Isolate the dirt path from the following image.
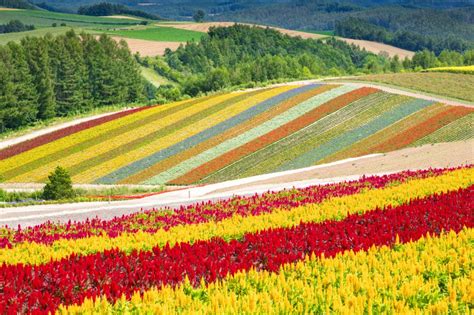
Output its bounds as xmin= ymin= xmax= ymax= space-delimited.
xmin=321 ymin=81 xmax=474 ymax=107
xmin=0 ymin=107 xmax=138 ymax=150
xmin=2 ymin=140 xmax=471 ymax=228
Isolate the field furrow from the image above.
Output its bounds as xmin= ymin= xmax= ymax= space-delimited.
xmin=97 ymin=84 xmax=323 ymax=184
xmin=146 ymin=85 xmax=358 ymax=184
xmin=119 ymin=85 xmax=334 ymax=184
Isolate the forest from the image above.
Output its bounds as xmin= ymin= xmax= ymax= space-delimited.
xmin=141 ymin=25 xmax=396 ymax=99
xmin=77 ymin=2 xmax=162 ymax=20
xmin=0 ymin=31 xmax=145 ymax=131
xmin=335 ymin=17 xmax=473 ymax=54
xmin=0 ymin=20 xmax=35 ymax=34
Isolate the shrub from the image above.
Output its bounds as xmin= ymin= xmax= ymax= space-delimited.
xmin=42 ymin=166 xmax=75 ymax=200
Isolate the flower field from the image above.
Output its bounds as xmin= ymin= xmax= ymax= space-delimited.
xmin=0 ymin=83 xmax=472 ymax=185
xmin=426 ymin=65 xmax=474 ymax=75
xmin=0 ymin=166 xmax=473 ymax=313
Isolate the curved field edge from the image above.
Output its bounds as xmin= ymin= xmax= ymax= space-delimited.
xmin=328 ymin=73 xmax=474 ymax=103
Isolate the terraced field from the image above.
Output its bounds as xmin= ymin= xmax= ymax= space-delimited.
xmin=0 ymin=83 xmax=472 ymax=185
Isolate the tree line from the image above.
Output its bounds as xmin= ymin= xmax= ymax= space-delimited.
xmin=335 ymin=17 xmax=473 ymax=54
xmin=0 ymin=31 xmax=146 ymax=132
xmin=0 ymin=20 xmax=35 ymax=34
xmin=78 ymin=2 xmax=162 ymax=21
xmin=148 ymin=25 xmax=394 ymax=99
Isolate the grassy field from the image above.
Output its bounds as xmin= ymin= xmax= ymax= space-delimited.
xmin=301 ymin=30 xmax=334 ymax=36
xmin=140 ymin=66 xmax=171 ymax=87
xmin=0 ymin=9 xmax=139 ymax=27
xmin=348 ymin=72 xmax=474 ymax=102
xmin=106 ymin=26 xmax=204 ymax=42
xmin=1 ymin=83 xmax=471 ymax=185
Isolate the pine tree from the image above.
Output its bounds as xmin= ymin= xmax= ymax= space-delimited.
xmin=54 ymin=30 xmax=91 ymax=115
xmin=3 ymin=42 xmax=38 ymax=129
xmin=42 ymin=166 xmax=75 ymax=200
xmin=22 ymin=37 xmax=56 ymax=120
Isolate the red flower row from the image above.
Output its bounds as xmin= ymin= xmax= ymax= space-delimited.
xmin=171 ymin=87 xmax=379 ymax=185
xmin=2 ymin=185 xmax=472 ymax=314
xmin=0 ymin=168 xmax=449 ymax=247
xmin=0 ymin=106 xmax=151 ymax=161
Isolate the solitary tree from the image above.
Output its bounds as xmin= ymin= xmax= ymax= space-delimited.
xmin=42 ymin=166 xmax=75 ymax=200
xmin=193 ymin=10 xmax=205 ymax=23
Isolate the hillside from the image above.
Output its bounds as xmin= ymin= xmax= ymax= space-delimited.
xmin=160 ymin=22 xmax=414 ymax=59
xmin=341 ymin=72 xmax=474 ymax=102
xmin=1 ymin=83 xmax=472 ymax=185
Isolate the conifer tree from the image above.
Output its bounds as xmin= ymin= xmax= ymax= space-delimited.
xmin=22 ymin=37 xmax=56 ymax=119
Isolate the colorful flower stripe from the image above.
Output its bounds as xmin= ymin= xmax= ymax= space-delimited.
xmin=1 ymin=167 xmax=471 ymax=266
xmin=10 ymin=92 xmax=251 ymax=183
xmin=0 ymin=106 xmax=150 ymax=161
xmin=121 ymin=85 xmax=335 ymax=184
xmin=62 ymin=228 xmax=474 ymax=314
xmin=174 ymin=87 xmax=379 ymax=185
xmin=412 ymin=112 xmax=474 ymax=146
xmin=74 ymin=86 xmax=298 ymax=183
xmin=201 ymin=92 xmax=392 ymax=182
xmin=0 ymin=168 xmax=445 ymax=248
xmin=244 ymin=93 xmax=406 ymax=176
xmin=2 ymin=186 xmax=472 ymax=314
xmin=278 ymin=98 xmax=434 ymax=171
xmin=67 ymin=89 xmax=270 ymax=182
xmin=369 ymin=105 xmax=474 ymax=153
xmin=0 ymin=97 xmax=198 ymax=180
xmin=97 ymin=84 xmax=324 ymax=184
xmin=145 ymin=85 xmax=359 ymax=184
xmin=318 ymin=102 xmax=448 ymax=163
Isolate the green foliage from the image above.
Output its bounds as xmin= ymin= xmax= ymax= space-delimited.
xmin=0 ymin=0 xmax=36 ymax=9
xmin=335 ymin=17 xmax=473 ymax=54
xmin=193 ymin=10 xmax=205 ymax=23
xmin=78 ymin=2 xmax=162 ymax=20
xmin=0 ymin=31 xmax=146 ymax=132
xmin=159 ymin=25 xmax=393 ymax=97
xmin=0 ymin=20 xmax=34 ymax=34
xmin=42 ymin=166 xmax=75 ymax=200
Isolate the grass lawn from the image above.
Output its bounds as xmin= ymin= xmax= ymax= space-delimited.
xmin=106 ymin=26 xmax=204 ymax=42
xmin=348 ymin=72 xmax=474 ymax=103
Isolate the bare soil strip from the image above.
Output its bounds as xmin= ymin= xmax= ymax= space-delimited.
xmin=211 ymin=139 xmax=474 ymax=195
xmin=110 ymin=37 xmax=182 ymax=57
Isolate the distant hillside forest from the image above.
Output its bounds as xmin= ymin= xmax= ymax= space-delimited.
xmin=335 ymin=17 xmax=473 ymax=54
xmin=144 ymin=25 xmax=474 ymax=102
xmin=0 ymin=0 xmax=36 ymax=9
xmin=77 ymin=2 xmax=162 ymax=20
xmin=0 ymin=31 xmax=145 ymax=131
xmin=144 ymin=25 xmax=399 ymax=99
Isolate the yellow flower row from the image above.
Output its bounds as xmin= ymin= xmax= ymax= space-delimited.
xmin=59 ymin=228 xmax=474 ymax=314
xmin=0 ymin=97 xmax=192 ymax=172
xmin=1 ymin=167 xmax=471 ymax=266
xmin=74 ymin=86 xmax=298 ymax=183
xmin=426 ymin=65 xmax=474 ymax=74
xmin=10 ymin=91 xmax=249 ymax=183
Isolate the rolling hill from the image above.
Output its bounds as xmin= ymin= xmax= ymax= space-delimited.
xmin=1 ymin=83 xmax=472 ymax=185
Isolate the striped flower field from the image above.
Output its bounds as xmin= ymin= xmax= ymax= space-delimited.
xmin=0 ymin=166 xmax=473 ymax=313
xmin=0 ymin=83 xmax=472 ymax=185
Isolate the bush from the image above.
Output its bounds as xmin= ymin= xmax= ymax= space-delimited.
xmin=42 ymin=166 xmax=75 ymax=200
